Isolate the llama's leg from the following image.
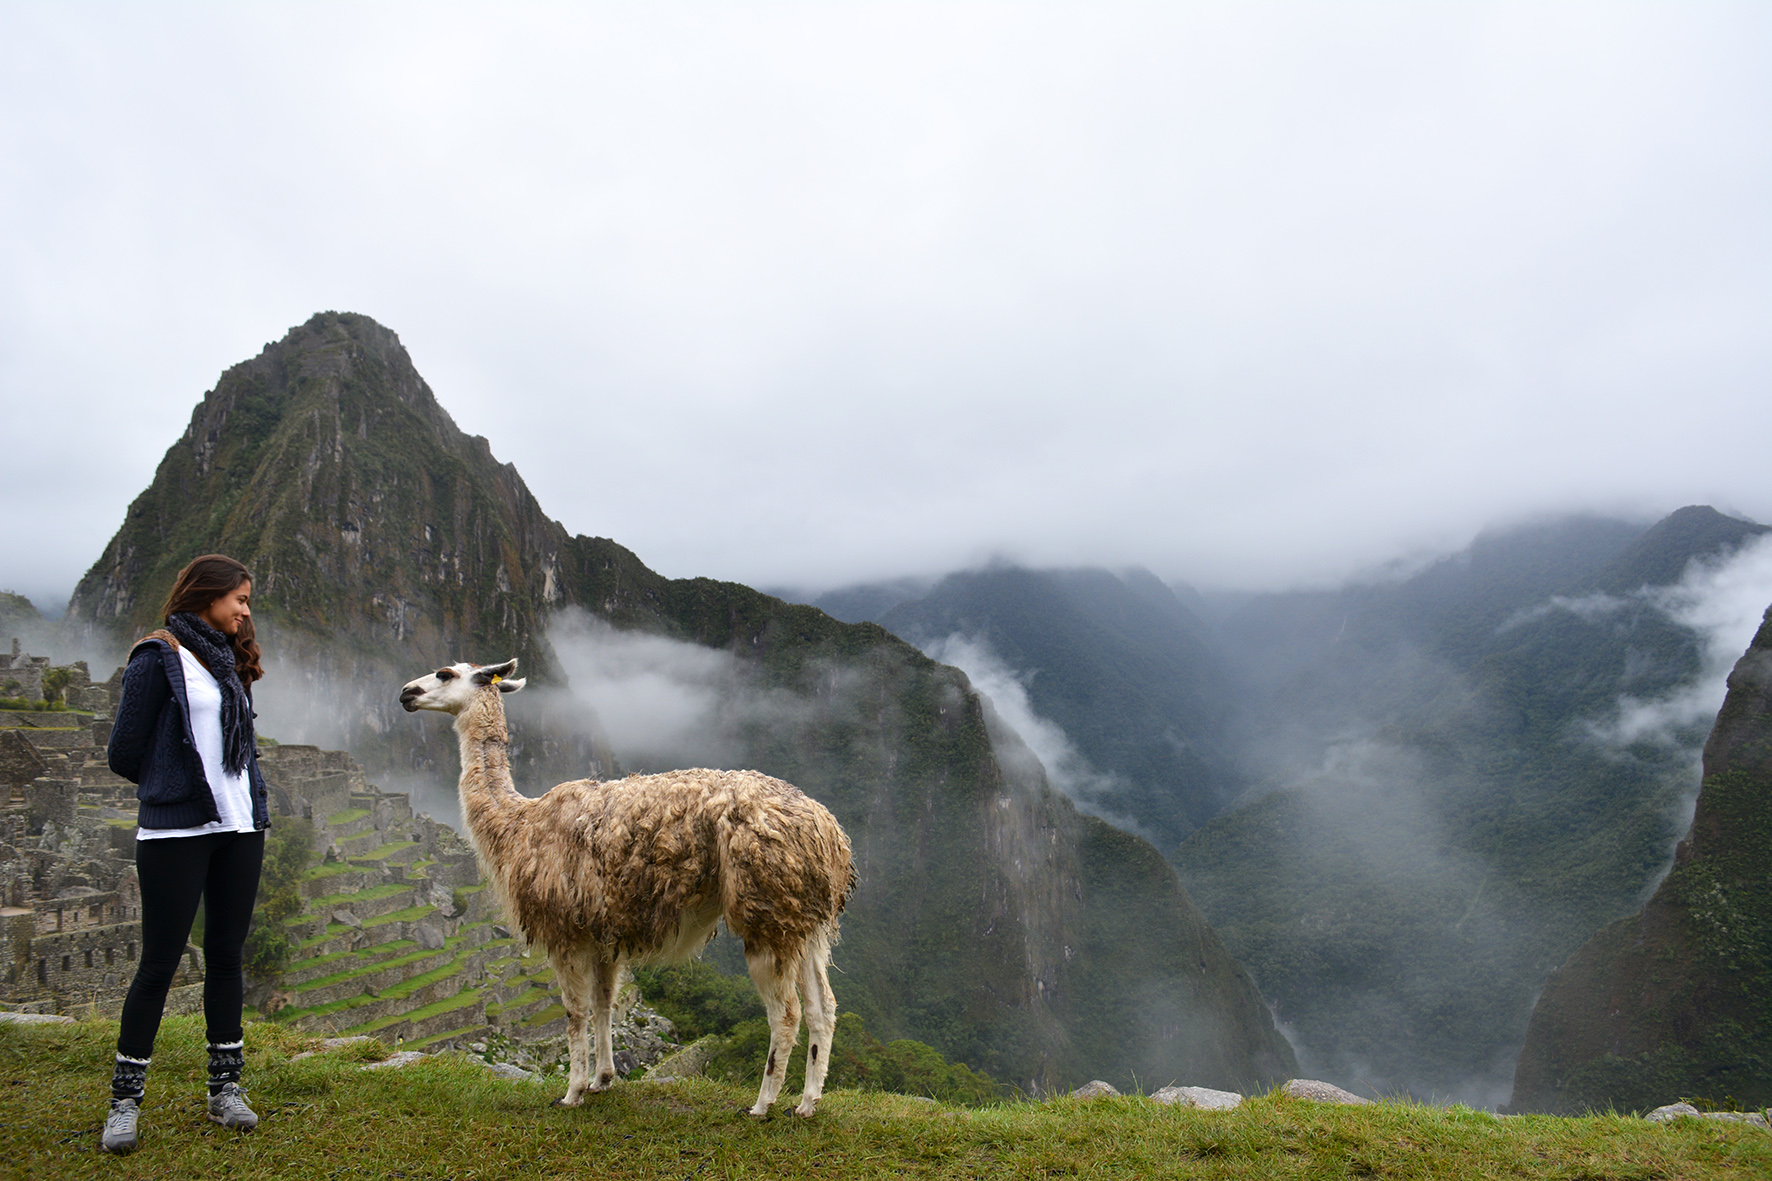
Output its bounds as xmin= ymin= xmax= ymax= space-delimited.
xmin=794 ymin=934 xmax=837 ymax=1117
xmin=552 ymin=948 xmax=594 ymax=1106
xmin=745 ymin=948 xmax=802 ymax=1116
xmin=587 ymin=957 xmax=622 ymax=1092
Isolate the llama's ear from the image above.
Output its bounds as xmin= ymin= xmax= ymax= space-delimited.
xmin=472 ymin=659 xmax=519 ymax=686
xmin=496 ymin=677 xmax=526 ymax=694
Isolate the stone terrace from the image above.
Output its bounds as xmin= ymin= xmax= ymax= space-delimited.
xmin=0 ymin=642 xmax=570 ymax=1054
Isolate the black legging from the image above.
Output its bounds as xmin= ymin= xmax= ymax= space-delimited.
xmin=117 ymin=830 xmax=265 ymax=1059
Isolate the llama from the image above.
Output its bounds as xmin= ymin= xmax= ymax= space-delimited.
xmin=399 ymin=658 xmax=855 ymax=1116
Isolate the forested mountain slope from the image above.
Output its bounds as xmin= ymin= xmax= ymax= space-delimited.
xmin=1510 ymin=604 xmax=1772 ymax=1113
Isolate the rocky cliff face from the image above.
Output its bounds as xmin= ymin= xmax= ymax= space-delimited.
xmin=1509 ymin=604 xmax=1772 ymax=1113
xmin=61 ymin=311 xmax=1295 ymax=1092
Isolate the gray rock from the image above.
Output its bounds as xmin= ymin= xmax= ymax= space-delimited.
xmin=1071 ymin=1080 xmax=1121 ymax=1099
xmin=1281 ymin=1079 xmax=1373 ymax=1105
xmin=1646 ymin=1102 xmax=1702 ymax=1122
xmin=362 ymin=1050 xmax=429 ymax=1070
xmin=0 ymin=1012 xmax=73 ymax=1026
xmin=413 ymin=922 xmax=446 ymax=950
xmin=484 ymin=1062 xmax=535 ymax=1081
xmin=1645 ymin=1103 xmax=1770 ymax=1127
xmin=331 ymin=909 xmax=363 ymax=929
xmin=428 ymin=882 xmax=458 ymax=917
xmin=1152 ymin=1084 xmax=1243 ymax=1110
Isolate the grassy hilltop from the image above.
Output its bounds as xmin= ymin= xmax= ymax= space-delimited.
xmin=3 ymin=1017 xmax=1769 ymax=1181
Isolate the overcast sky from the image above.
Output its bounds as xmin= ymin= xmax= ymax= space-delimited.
xmin=2 ymin=2 xmax=1768 ymax=610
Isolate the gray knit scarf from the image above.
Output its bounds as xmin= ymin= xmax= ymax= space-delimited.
xmin=167 ymin=612 xmax=253 ymax=776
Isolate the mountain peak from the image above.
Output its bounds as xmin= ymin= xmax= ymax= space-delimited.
xmin=1595 ymin=504 xmax=1768 ymax=593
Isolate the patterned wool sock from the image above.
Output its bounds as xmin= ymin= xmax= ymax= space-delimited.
xmin=111 ymin=1053 xmax=150 ymax=1102
xmin=206 ymin=1039 xmax=245 ymax=1096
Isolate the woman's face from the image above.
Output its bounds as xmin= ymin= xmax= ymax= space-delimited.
xmin=202 ymin=580 xmax=252 ymax=636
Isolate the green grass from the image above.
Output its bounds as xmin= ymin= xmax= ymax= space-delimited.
xmin=363 ymin=904 xmax=438 ymax=928
xmin=3 ymin=1016 xmax=1769 ymax=1180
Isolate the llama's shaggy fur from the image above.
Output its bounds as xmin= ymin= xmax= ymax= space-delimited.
xmin=399 ymin=658 xmax=855 ymax=1116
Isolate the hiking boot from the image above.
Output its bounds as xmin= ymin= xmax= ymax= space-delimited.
xmin=101 ymin=1097 xmax=140 ymax=1153
xmin=206 ymin=1082 xmax=259 ymax=1130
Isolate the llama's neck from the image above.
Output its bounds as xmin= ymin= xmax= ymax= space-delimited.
xmin=452 ymin=691 xmax=528 ymax=842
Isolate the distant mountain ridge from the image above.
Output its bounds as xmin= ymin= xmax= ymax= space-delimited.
xmin=811 ymin=507 xmax=1769 ymax=1103
xmin=58 ymin=311 xmax=1296 ymax=1093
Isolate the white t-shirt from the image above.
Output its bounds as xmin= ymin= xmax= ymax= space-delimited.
xmin=137 ymin=647 xmax=257 ymax=840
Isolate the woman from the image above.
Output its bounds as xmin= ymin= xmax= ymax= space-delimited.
xmin=101 ymin=554 xmax=271 ymax=1154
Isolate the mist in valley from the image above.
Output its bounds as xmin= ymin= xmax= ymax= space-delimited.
xmin=801 ymin=517 xmax=1772 ymax=1106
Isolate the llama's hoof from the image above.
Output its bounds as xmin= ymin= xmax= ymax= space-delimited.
xmin=794 ymin=1101 xmax=818 ymax=1118
xmin=554 ymin=1092 xmax=585 ymax=1108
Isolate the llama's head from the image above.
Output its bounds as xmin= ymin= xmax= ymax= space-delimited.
xmin=399 ymin=658 xmax=527 ymax=714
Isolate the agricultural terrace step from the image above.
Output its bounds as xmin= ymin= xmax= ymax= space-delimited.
xmin=322 ymin=808 xmax=375 ymax=838
xmin=518 ymin=1004 xmax=568 ymax=1036
xmin=349 ymin=840 xmax=423 ymax=868
xmin=276 ymin=946 xmax=482 ymax=1032
xmin=289 ymin=922 xmax=391 ymax=961
xmin=486 ymin=985 xmax=557 ymax=1028
xmin=279 ymin=939 xmax=480 ymax=1020
xmin=285 ymin=943 xmax=464 ymax=1009
xmin=407 ymin=1023 xmax=495 ymax=1054
xmin=307 ymin=883 xmax=426 ymax=921
xmin=337 ymin=829 xmax=388 ymax=857
xmin=361 ymin=903 xmax=444 ymax=934
xmin=346 ymin=985 xmax=489 ymax=1043
xmin=284 ymin=940 xmax=420 ymax=989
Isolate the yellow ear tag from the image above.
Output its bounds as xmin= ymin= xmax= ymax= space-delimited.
xmin=491 ymin=675 xmax=503 ymax=684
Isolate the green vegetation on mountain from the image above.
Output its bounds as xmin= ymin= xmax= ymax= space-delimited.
xmin=1510 ymin=606 xmax=1772 ymax=1113
xmin=61 ymin=311 xmax=1295 ymax=1093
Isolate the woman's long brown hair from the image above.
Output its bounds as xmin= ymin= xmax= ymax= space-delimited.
xmin=159 ymin=554 xmax=264 ymax=685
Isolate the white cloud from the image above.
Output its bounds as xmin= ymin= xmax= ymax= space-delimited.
xmin=1589 ymin=533 xmax=1772 ymax=749
xmin=1 ymin=4 xmax=1769 ymax=602
xmin=546 ymin=609 xmax=742 ymax=770
xmin=921 ymin=632 xmax=1147 ymax=834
